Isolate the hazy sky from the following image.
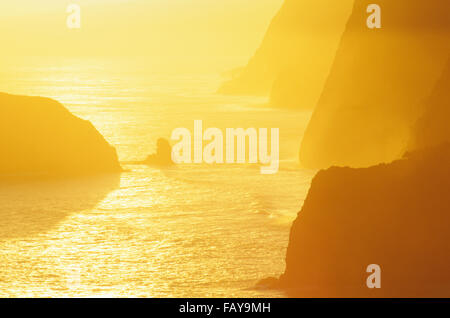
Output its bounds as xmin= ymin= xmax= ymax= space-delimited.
xmin=0 ymin=0 xmax=283 ymax=69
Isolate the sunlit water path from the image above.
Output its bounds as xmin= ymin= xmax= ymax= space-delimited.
xmin=0 ymin=59 xmax=315 ymax=297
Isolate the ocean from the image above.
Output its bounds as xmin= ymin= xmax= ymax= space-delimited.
xmin=0 ymin=58 xmax=315 ymax=297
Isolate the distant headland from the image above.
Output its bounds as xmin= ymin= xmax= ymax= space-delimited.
xmin=0 ymin=92 xmax=122 ymax=180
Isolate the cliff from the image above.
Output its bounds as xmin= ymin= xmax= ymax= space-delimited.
xmin=299 ymin=0 xmax=450 ymax=168
xmin=278 ymin=143 xmax=450 ymax=297
xmin=218 ymin=0 xmax=353 ymax=110
xmin=276 ymin=39 xmax=450 ymax=298
xmin=410 ymin=58 xmax=450 ymax=150
xmin=0 ymin=92 xmax=122 ymax=179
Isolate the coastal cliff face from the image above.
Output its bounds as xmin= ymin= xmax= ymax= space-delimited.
xmin=278 ymin=51 xmax=450 ymax=298
xmin=0 ymin=92 xmax=122 ymax=179
xmin=219 ymin=0 xmax=353 ymax=110
xmin=279 ymin=144 xmax=450 ymax=297
xmin=410 ymin=58 xmax=450 ymax=150
xmin=299 ymin=0 xmax=450 ymax=169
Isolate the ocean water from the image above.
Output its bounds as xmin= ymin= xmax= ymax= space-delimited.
xmin=0 ymin=58 xmax=315 ymax=297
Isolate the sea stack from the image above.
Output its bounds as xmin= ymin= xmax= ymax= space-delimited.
xmin=144 ymin=138 xmax=174 ymax=167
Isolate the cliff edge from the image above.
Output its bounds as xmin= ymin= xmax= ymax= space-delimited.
xmin=280 ymin=143 xmax=450 ymax=297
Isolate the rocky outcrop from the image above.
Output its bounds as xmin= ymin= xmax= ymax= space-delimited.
xmin=299 ymin=0 xmax=450 ymax=168
xmin=278 ymin=143 xmax=450 ymax=297
xmin=0 ymin=92 xmax=122 ymax=179
xmin=144 ymin=138 xmax=174 ymax=167
xmin=219 ymin=0 xmax=353 ymax=110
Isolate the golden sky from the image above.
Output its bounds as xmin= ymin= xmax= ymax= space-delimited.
xmin=0 ymin=0 xmax=283 ymax=69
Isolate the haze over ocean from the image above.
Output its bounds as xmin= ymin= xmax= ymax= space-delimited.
xmin=0 ymin=58 xmax=315 ymax=297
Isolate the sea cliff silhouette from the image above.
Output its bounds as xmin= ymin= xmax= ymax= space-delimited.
xmin=299 ymin=0 xmax=450 ymax=168
xmin=218 ymin=0 xmax=353 ymax=109
xmin=278 ymin=143 xmax=450 ymax=297
xmin=273 ymin=55 xmax=450 ymax=297
xmin=0 ymin=92 xmax=122 ymax=179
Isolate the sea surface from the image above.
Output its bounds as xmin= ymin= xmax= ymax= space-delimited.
xmin=0 ymin=58 xmax=315 ymax=297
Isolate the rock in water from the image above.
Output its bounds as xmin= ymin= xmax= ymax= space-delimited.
xmin=0 ymin=92 xmax=122 ymax=179
xmin=144 ymin=138 xmax=174 ymax=167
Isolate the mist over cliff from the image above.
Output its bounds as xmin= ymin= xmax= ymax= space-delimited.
xmin=299 ymin=0 xmax=450 ymax=169
xmin=219 ymin=0 xmax=353 ymax=110
xmin=278 ymin=59 xmax=450 ymax=297
xmin=275 ymin=2 xmax=450 ymax=297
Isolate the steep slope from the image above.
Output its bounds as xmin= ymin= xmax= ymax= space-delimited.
xmin=0 ymin=92 xmax=122 ymax=179
xmin=219 ymin=0 xmax=353 ymax=110
xmin=275 ymin=41 xmax=450 ymax=299
xmin=299 ymin=0 xmax=450 ymax=168
xmin=279 ymin=144 xmax=450 ymax=297
xmin=410 ymin=58 xmax=450 ymax=150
